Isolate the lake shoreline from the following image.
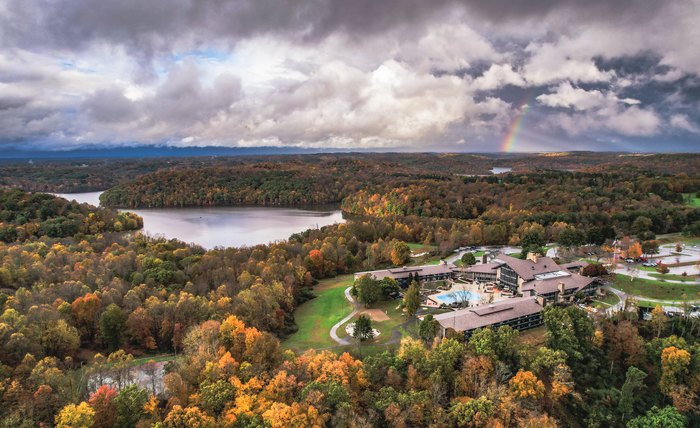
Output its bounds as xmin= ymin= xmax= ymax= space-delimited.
xmin=53 ymin=191 xmax=345 ymax=249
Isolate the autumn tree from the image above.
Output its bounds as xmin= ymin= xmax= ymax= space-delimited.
xmin=626 ymin=242 xmax=642 ymax=260
xmin=650 ymin=305 xmax=668 ymax=338
xmin=55 ymin=402 xmax=95 ymax=428
xmin=40 ymin=319 xmax=80 ymax=358
xmin=163 ymin=405 xmax=215 ymax=428
xmin=390 ymin=241 xmax=411 ymax=265
xmin=71 ymin=292 xmax=101 ymax=341
xmin=656 ymin=263 xmax=670 ymax=274
xmin=509 ymin=370 xmax=545 ymax=402
xmin=88 ymin=385 xmax=118 ymax=428
xmin=660 ymin=346 xmax=691 ymax=394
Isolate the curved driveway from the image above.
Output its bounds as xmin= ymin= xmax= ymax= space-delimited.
xmin=329 ymin=287 xmax=358 ymax=345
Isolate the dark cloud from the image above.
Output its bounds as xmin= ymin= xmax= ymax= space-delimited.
xmin=460 ymin=0 xmax=666 ymax=23
xmin=0 ymin=0 xmax=454 ymax=58
xmin=1 ymin=0 xmax=670 ymax=59
xmin=0 ymin=96 xmax=30 ymax=111
xmin=0 ymin=0 xmax=698 ymax=151
xmin=82 ymin=88 xmax=139 ymax=123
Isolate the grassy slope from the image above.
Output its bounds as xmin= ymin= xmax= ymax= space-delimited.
xmin=283 ymin=274 xmax=354 ymax=351
xmin=592 ymin=292 xmax=621 ymax=308
xmin=683 ymin=193 xmax=700 ymax=207
xmin=611 ymin=274 xmax=700 ymax=301
xmin=648 ymin=272 xmax=700 ymax=282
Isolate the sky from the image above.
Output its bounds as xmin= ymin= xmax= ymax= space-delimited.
xmin=0 ymin=0 xmax=699 ymax=153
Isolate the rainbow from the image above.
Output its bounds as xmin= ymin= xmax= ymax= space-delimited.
xmin=502 ymin=101 xmax=530 ymax=152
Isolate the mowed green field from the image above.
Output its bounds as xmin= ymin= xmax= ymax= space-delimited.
xmin=283 ymin=274 xmax=354 ymax=351
xmin=339 ymin=299 xmax=407 ymax=346
xmin=611 ymin=274 xmax=700 ymax=301
xmin=683 ymin=193 xmax=700 ymax=207
xmin=407 ymin=242 xmax=437 ymax=252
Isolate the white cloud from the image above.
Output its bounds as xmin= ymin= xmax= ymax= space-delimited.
xmin=473 ymin=64 xmax=525 ymax=91
xmin=670 ymin=114 xmax=700 ymax=133
xmin=536 ymin=82 xmax=640 ymax=111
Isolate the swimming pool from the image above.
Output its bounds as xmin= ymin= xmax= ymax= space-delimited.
xmin=434 ymin=290 xmax=481 ymax=304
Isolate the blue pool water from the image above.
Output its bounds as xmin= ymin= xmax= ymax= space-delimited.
xmin=435 ymin=291 xmax=481 ymax=304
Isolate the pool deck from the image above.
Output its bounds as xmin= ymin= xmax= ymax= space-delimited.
xmin=424 ymin=280 xmax=510 ymax=308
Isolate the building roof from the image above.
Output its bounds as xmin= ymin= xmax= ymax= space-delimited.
xmin=433 ymin=296 xmax=543 ymax=332
xmin=559 ymin=261 xmax=590 ymax=272
xmin=522 ymin=274 xmax=595 ymax=295
xmin=466 ymin=262 xmax=500 ymax=274
xmin=355 ymin=263 xmax=458 ymax=281
xmin=493 ymin=253 xmax=560 ymax=281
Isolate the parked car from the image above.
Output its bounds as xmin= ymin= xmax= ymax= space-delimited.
xmin=625 ymin=258 xmax=635 ymax=263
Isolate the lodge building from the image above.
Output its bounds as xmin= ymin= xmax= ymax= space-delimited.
xmin=433 ymin=296 xmax=544 ymax=339
xmin=354 ymin=262 xmax=459 ymax=287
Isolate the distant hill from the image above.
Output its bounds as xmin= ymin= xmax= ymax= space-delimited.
xmin=0 ymin=145 xmax=359 ymax=160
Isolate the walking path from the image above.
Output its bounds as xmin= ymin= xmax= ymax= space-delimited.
xmin=329 ymin=287 xmax=417 ymax=346
xmin=329 ymin=287 xmax=359 ymax=345
xmin=604 ymin=286 xmax=627 ymax=316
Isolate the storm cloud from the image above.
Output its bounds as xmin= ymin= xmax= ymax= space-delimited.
xmin=0 ymin=0 xmax=698 ymax=151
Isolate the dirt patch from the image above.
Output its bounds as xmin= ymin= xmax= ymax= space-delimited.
xmin=359 ymin=309 xmax=390 ymax=321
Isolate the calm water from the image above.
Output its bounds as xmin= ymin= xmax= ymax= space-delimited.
xmin=490 ymin=167 xmax=512 ymax=174
xmin=54 ymin=192 xmax=344 ymax=249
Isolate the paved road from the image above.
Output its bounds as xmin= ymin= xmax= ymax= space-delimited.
xmin=329 ymin=287 xmax=358 ymax=345
xmin=603 ymin=286 xmax=627 ymax=316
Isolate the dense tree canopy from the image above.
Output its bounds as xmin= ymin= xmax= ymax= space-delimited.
xmin=0 ymin=154 xmax=699 ymax=426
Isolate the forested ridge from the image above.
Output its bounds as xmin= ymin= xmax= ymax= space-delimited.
xmin=3 ymin=152 xmax=700 ymax=193
xmin=0 ymin=189 xmax=142 ymax=242
xmin=1 ymin=157 xmax=700 ymax=426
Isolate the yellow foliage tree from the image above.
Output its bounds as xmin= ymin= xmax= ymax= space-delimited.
xmin=509 ymin=370 xmax=545 ymax=401
xmin=55 ymin=402 xmax=95 ymax=428
xmin=163 ymin=405 xmax=215 ymax=428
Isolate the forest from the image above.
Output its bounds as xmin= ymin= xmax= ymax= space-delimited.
xmin=1 ymin=154 xmax=700 ymax=427
xmin=3 ymin=152 xmax=700 ymax=194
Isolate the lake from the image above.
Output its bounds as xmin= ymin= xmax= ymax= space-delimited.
xmin=54 ymin=192 xmax=345 ymax=249
xmin=490 ymin=167 xmax=512 ymax=174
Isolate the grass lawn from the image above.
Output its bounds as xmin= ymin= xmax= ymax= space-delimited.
xmin=610 ymin=274 xmax=700 ymax=301
xmin=412 ymin=254 xmax=444 ymax=266
xmin=129 ymin=354 xmax=180 ymax=367
xmin=340 ymin=299 xmax=408 ymax=346
xmin=408 ymin=242 xmax=437 ymax=252
xmin=592 ymin=292 xmax=620 ymax=308
xmin=683 ymin=193 xmax=700 ymax=207
xmin=283 ymin=274 xmax=355 ymax=351
xmin=648 ymin=273 xmax=699 ymax=282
